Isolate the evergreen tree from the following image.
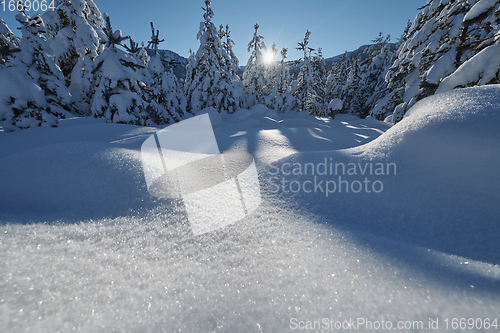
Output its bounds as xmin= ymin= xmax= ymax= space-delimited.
xmin=184 ymin=0 xmax=244 ymax=114
xmin=135 ymin=42 xmax=150 ymax=66
xmin=353 ymin=33 xmax=394 ymax=118
xmin=377 ymin=0 xmax=475 ymax=122
xmin=275 ymin=48 xmax=291 ymax=95
xmin=370 ymin=21 xmax=411 ymax=121
xmin=146 ymin=22 xmax=164 ymax=55
xmin=437 ymin=0 xmax=500 ymax=92
xmin=148 ymin=55 xmax=186 ymax=123
xmin=274 ymin=47 xmax=297 ymax=113
xmin=326 ymin=51 xmax=349 ymax=109
xmin=42 ymin=0 xmax=108 ymax=114
xmin=0 ymin=7 xmax=73 ymax=130
xmin=221 ymin=25 xmax=240 ymax=75
xmin=261 ymin=42 xmax=279 ymax=109
xmin=343 ymin=54 xmax=363 ymax=115
xmin=294 ymin=30 xmax=316 ymax=112
xmin=185 ymin=48 xmax=195 ymax=86
xmin=91 ymin=14 xmax=167 ymax=125
xmin=242 ymin=23 xmax=267 ymax=105
xmin=310 ymin=47 xmax=328 ymax=116
xmin=0 ymin=18 xmax=20 ymax=67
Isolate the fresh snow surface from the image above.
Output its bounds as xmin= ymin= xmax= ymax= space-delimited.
xmin=1 ymin=86 xmax=500 ymax=332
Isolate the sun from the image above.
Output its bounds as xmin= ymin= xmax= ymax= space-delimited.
xmin=263 ymin=50 xmax=275 ymax=65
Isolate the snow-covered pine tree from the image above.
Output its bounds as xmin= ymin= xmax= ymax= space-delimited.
xmin=147 ymin=55 xmax=185 ymax=124
xmin=42 ymin=0 xmax=107 ymax=77
xmin=375 ymin=0 xmax=475 ymax=123
xmin=135 ymin=42 xmax=151 ymax=67
xmin=310 ymin=47 xmax=328 ymax=116
xmin=221 ymin=25 xmax=240 ymax=75
xmin=123 ymin=38 xmax=140 ymax=54
xmin=370 ymin=21 xmax=411 ymax=121
xmin=146 ymin=22 xmax=164 ymax=55
xmin=145 ymin=24 xmax=185 ymax=123
xmin=266 ymin=42 xmax=279 ymax=86
xmin=351 ymin=33 xmax=394 ymax=118
xmin=184 ymin=0 xmax=244 ymax=114
xmin=274 ymin=47 xmax=298 ymax=113
xmin=242 ymin=23 xmax=267 ymax=105
xmin=363 ymin=35 xmax=396 ymax=120
xmin=275 ymin=48 xmax=290 ymax=96
xmin=42 ymin=0 xmax=108 ymax=115
xmin=261 ymin=42 xmax=279 ymax=109
xmin=294 ymin=30 xmax=316 ymax=113
xmin=0 ymin=7 xmax=73 ymax=130
xmin=342 ymin=54 xmax=364 ymax=115
xmin=326 ymin=51 xmax=349 ymax=111
xmin=0 ymin=18 xmax=20 ymax=67
xmin=16 ymin=9 xmax=73 ymax=114
xmin=185 ymin=48 xmax=195 ymax=85
xmin=91 ymin=14 xmax=168 ymax=125
xmin=437 ymin=0 xmax=500 ymax=93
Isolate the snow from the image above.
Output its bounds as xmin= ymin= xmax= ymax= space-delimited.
xmin=328 ymin=98 xmax=343 ymax=111
xmin=425 ymin=48 xmax=457 ymax=84
xmin=0 ymin=21 xmax=10 ymax=35
xmin=0 ymin=66 xmax=46 ymax=110
xmin=437 ymin=43 xmax=500 ymax=93
xmin=195 ymin=107 xmax=223 ymax=126
xmin=1 ymin=86 xmax=499 ymax=331
xmin=463 ymin=0 xmax=497 ymax=22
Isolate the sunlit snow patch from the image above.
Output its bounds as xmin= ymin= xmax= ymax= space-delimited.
xmin=141 ymin=114 xmax=261 ymax=235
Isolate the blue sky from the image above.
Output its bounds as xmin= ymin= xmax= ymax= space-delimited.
xmin=2 ymin=0 xmax=427 ymax=61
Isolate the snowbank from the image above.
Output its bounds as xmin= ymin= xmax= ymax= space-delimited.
xmin=1 ymin=88 xmax=499 ymax=331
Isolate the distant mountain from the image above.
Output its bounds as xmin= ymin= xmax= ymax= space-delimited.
xmin=324 ymin=44 xmax=373 ymax=67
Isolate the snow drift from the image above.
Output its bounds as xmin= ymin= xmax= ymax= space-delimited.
xmin=1 ymin=88 xmax=499 ymax=331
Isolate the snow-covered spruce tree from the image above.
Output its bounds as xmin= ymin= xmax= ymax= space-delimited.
xmin=42 ymin=0 xmax=107 ymax=76
xmin=91 ymin=14 xmax=168 ymax=125
xmin=184 ymin=0 xmax=244 ymax=114
xmin=357 ymin=33 xmax=395 ymax=118
xmin=0 ymin=9 xmax=73 ymax=130
xmin=242 ymin=23 xmax=267 ymax=105
xmin=219 ymin=24 xmax=248 ymax=108
xmin=261 ymin=42 xmax=279 ymax=109
xmin=342 ymin=54 xmax=364 ymax=115
xmin=219 ymin=24 xmax=239 ymax=75
xmin=0 ymin=18 xmax=20 ymax=67
xmin=374 ymin=0 xmax=475 ymax=123
xmin=146 ymin=22 xmax=164 ymax=55
xmin=437 ymin=0 xmax=500 ymax=93
xmin=370 ymin=21 xmax=411 ymax=121
xmin=42 ymin=0 xmax=108 ymax=115
xmin=294 ymin=30 xmax=317 ymax=113
xmin=147 ymin=55 xmax=185 ymax=124
xmin=326 ymin=51 xmax=349 ymax=110
xmin=135 ymin=42 xmax=151 ymax=67
xmin=310 ymin=47 xmax=328 ymax=116
xmin=266 ymin=42 xmax=279 ymax=88
xmin=325 ymin=33 xmax=395 ymax=118
xmin=274 ymin=47 xmax=297 ymax=113
xmin=275 ymin=48 xmax=291 ymax=96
